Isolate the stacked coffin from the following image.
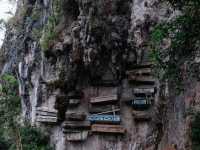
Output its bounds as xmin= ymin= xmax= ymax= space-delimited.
xmin=126 ymin=63 xmax=156 ymax=121
xmin=36 ymin=107 xmax=58 ymax=124
xmin=67 ymin=91 xmax=83 ymax=107
xmin=88 ymin=94 xmax=125 ymax=134
xmin=62 ymin=113 xmax=90 ymax=141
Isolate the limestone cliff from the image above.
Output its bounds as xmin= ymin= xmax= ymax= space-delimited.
xmin=1 ymin=0 xmax=198 ymax=150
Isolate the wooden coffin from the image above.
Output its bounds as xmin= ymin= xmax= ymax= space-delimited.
xmin=131 ymin=98 xmax=151 ymax=109
xmin=62 ymin=121 xmax=91 ymax=129
xmin=88 ymin=115 xmax=120 ymax=124
xmin=36 ymin=116 xmax=57 ymax=123
xmin=36 ymin=107 xmax=58 ymax=123
xmin=128 ymin=75 xmax=155 ymax=84
xmin=126 ymin=68 xmax=152 ymax=76
xmin=89 ymin=105 xmax=120 ymax=114
xmin=65 ymin=113 xmax=86 ymax=121
xmin=69 ymin=99 xmax=80 ymax=106
xmin=90 ymin=95 xmax=118 ymax=104
xmin=65 ymin=131 xmax=88 ymax=141
xmin=132 ymin=111 xmax=151 ymax=121
xmin=91 ymin=80 xmax=118 ymax=87
xmin=133 ymin=87 xmax=155 ymax=94
xmin=91 ymin=124 xmax=125 ymax=134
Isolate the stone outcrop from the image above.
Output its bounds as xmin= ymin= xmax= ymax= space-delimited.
xmin=1 ymin=0 xmax=194 ymax=150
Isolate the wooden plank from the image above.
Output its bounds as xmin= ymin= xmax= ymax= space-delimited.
xmin=88 ymin=115 xmax=120 ymax=124
xmin=132 ymin=111 xmax=151 ymax=121
xmin=133 ymin=87 xmax=155 ymax=94
xmin=91 ymin=124 xmax=125 ymax=134
xmin=89 ymin=105 xmax=120 ymax=114
xmin=69 ymin=99 xmax=80 ymax=106
xmin=65 ymin=131 xmax=88 ymax=141
xmin=65 ymin=113 xmax=86 ymax=121
xmin=90 ymin=95 xmax=118 ymax=104
xmin=62 ymin=121 xmax=91 ymax=129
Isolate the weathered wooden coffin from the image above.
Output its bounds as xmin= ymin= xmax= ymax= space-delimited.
xmin=88 ymin=115 xmax=120 ymax=124
xmin=133 ymin=87 xmax=155 ymax=94
xmin=131 ymin=98 xmax=151 ymax=109
xmin=62 ymin=121 xmax=91 ymax=129
xmin=128 ymin=75 xmax=155 ymax=84
xmin=36 ymin=116 xmax=57 ymax=123
xmin=69 ymin=99 xmax=80 ymax=106
xmin=126 ymin=68 xmax=152 ymax=76
xmin=90 ymin=95 xmax=118 ymax=104
xmin=132 ymin=111 xmax=151 ymax=121
xmin=65 ymin=131 xmax=89 ymax=141
xmin=89 ymin=105 xmax=120 ymax=114
xmin=91 ymin=124 xmax=125 ymax=134
xmin=65 ymin=113 xmax=86 ymax=121
xmin=36 ymin=107 xmax=58 ymax=123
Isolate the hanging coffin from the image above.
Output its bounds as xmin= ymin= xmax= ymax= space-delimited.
xmin=131 ymin=98 xmax=151 ymax=109
xmin=132 ymin=111 xmax=151 ymax=121
xmin=126 ymin=68 xmax=152 ymax=76
xmin=36 ymin=107 xmax=58 ymax=124
xmin=90 ymin=95 xmax=118 ymax=104
xmin=65 ymin=113 xmax=86 ymax=121
xmin=128 ymin=75 xmax=155 ymax=84
xmin=65 ymin=130 xmax=89 ymax=141
xmin=91 ymin=124 xmax=125 ymax=134
xmin=68 ymin=99 xmax=80 ymax=106
xmin=88 ymin=115 xmax=120 ymax=124
xmin=133 ymin=87 xmax=155 ymax=95
xmin=89 ymin=105 xmax=120 ymax=114
xmin=62 ymin=121 xmax=91 ymax=129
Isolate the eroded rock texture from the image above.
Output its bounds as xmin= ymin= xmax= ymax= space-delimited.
xmin=1 ymin=0 xmax=191 ymax=150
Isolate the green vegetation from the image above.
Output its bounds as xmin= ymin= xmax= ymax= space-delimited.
xmin=40 ymin=0 xmax=62 ymax=51
xmin=149 ymin=0 xmax=200 ymax=92
xmin=0 ymin=74 xmax=53 ymax=150
xmin=191 ymin=112 xmax=200 ymax=150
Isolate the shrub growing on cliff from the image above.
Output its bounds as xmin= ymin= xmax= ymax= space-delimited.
xmin=0 ymin=74 xmax=53 ymax=150
xmin=149 ymin=0 xmax=200 ymax=92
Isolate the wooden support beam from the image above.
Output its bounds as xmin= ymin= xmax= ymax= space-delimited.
xmin=91 ymin=124 xmax=125 ymax=134
xmin=65 ymin=113 xmax=86 ymax=121
xmin=88 ymin=115 xmax=120 ymax=124
xmin=62 ymin=121 xmax=91 ymax=129
xmin=90 ymin=95 xmax=118 ymax=104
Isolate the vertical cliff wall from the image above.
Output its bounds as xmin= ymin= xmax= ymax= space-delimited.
xmin=1 ymin=0 xmax=195 ymax=150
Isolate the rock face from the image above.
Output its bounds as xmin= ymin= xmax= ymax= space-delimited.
xmin=1 ymin=0 xmax=192 ymax=150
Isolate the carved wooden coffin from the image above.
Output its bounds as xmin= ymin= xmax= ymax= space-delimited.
xmin=65 ymin=113 xmax=86 ymax=121
xmin=88 ymin=115 xmax=120 ymax=124
xmin=91 ymin=124 xmax=125 ymax=134
xmin=62 ymin=121 xmax=91 ymax=129
xmin=89 ymin=105 xmax=120 ymax=114
xmin=132 ymin=111 xmax=151 ymax=121
xmin=65 ymin=131 xmax=89 ymax=141
xmin=90 ymin=95 xmax=118 ymax=104
xmin=68 ymin=99 xmax=80 ymax=107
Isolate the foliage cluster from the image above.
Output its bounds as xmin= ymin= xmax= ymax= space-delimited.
xmin=149 ymin=0 xmax=200 ymax=92
xmin=40 ymin=0 xmax=62 ymax=51
xmin=0 ymin=74 xmax=53 ymax=150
